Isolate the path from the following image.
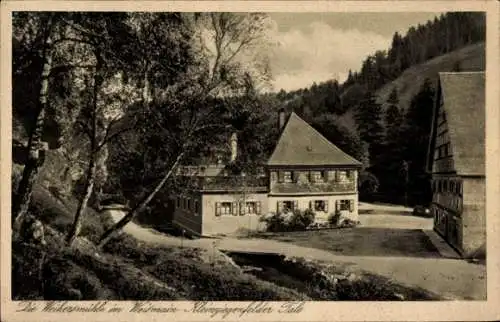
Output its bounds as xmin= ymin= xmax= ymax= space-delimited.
xmin=105 ymin=206 xmax=486 ymax=300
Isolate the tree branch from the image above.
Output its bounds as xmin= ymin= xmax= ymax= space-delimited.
xmin=60 ymin=18 xmax=106 ymax=40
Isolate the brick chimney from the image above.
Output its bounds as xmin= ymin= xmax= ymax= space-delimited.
xmin=230 ymin=132 xmax=238 ymax=163
xmin=278 ymin=108 xmax=286 ymax=131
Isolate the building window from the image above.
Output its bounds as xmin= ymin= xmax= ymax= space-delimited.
xmin=310 ymin=171 xmax=324 ymax=183
xmin=335 ymin=170 xmax=347 ymax=182
xmin=187 ymin=198 xmax=191 ymax=210
xmin=456 ymin=181 xmax=462 ymax=195
xmin=339 ymin=200 xmax=350 ymax=211
xmin=215 ymin=202 xmax=234 ymax=216
xmin=176 ymin=197 xmax=180 ymax=208
xmin=194 ymin=201 xmax=199 ymax=214
xmin=283 ymin=201 xmax=294 ymax=212
xmin=277 ymin=171 xmax=293 ymax=183
xmin=246 ymin=202 xmax=257 ymax=214
xmin=313 ymin=200 xmax=328 ymax=212
xmin=278 ymin=200 xmax=296 ymax=213
xmin=221 ymin=202 xmax=232 ymax=215
xmin=183 ymin=198 xmax=187 ymax=209
xmin=335 ymin=200 xmax=355 ymax=212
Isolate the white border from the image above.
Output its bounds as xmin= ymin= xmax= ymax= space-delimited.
xmin=1 ymin=1 xmax=499 ymax=321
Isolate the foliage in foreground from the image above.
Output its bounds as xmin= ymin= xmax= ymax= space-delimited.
xmin=260 ymin=209 xmax=358 ymax=233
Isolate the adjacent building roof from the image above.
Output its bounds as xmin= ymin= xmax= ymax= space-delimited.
xmin=430 ymin=72 xmax=485 ymax=176
xmin=267 ymin=112 xmax=362 ymax=167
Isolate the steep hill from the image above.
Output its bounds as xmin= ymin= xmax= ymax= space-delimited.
xmin=375 ymin=42 xmax=485 ymax=111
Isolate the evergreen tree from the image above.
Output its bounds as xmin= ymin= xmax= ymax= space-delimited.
xmin=401 ymin=78 xmax=435 ymax=205
xmin=385 ymin=88 xmax=403 ymax=141
xmin=354 ymin=93 xmax=385 ymax=167
xmin=312 ymin=114 xmax=368 ymax=167
xmin=382 ymin=88 xmax=405 ymax=195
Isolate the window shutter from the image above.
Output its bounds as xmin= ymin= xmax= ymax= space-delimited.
xmin=309 ymin=201 xmax=312 ymax=209
xmin=323 ymin=170 xmax=329 ymax=181
xmin=257 ymin=202 xmax=262 ymax=215
xmin=334 ymin=171 xmax=340 ymax=182
xmin=240 ymin=202 xmax=245 ymax=215
xmin=232 ymin=202 xmax=238 ymax=216
xmin=277 ymin=201 xmax=282 ymax=213
xmin=335 ymin=200 xmax=340 ymax=211
xmin=349 ymin=200 xmax=354 ymax=212
xmin=278 ymin=171 xmax=284 ymax=183
xmin=325 ymin=200 xmax=329 ymax=212
xmin=309 ymin=171 xmax=315 ymax=183
xmin=293 ymin=200 xmax=298 ymax=210
xmin=215 ymin=202 xmax=221 ymax=216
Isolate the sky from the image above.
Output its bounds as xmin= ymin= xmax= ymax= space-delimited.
xmin=266 ymin=12 xmax=443 ymax=92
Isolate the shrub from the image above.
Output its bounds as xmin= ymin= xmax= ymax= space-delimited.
xmin=339 ymin=219 xmax=358 ymax=228
xmin=261 ymin=209 xmax=316 ymax=232
xmin=358 ymin=171 xmax=379 ymax=199
xmin=290 ymin=209 xmax=315 ymax=230
xmin=328 ymin=211 xmax=342 ymax=227
xmin=260 ymin=212 xmax=286 ymax=232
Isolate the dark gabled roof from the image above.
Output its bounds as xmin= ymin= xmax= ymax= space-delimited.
xmin=267 ymin=112 xmax=362 ymax=167
xmin=429 ymin=72 xmax=485 ymax=176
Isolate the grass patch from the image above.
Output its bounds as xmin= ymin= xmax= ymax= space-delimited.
xmin=248 ymin=228 xmax=441 ymax=258
xmin=27 ymin=185 xmax=113 ymax=243
xmin=227 ymin=253 xmax=441 ymax=301
xmin=103 ymin=234 xmax=309 ymax=300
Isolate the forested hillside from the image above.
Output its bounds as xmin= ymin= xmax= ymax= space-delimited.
xmin=274 ymin=12 xmax=486 ymax=205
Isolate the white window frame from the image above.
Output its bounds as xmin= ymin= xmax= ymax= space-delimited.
xmin=313 ymin=200 xmax=327 ymax=212
xmin=282 ymin=200 xmax=295 ymax=212
xmin=311 ymin=171 xmax=323 ymax=182
xmin=220 ymin=202 xmax=232 ymax=215
xmin=245 ymin=201 xmax=257 ymax=214
xmin=283 ymin=171 xmax=293 ymax=183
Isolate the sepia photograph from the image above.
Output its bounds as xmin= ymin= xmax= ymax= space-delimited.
xmin=1 ymin=1 xmax=499 ymax=321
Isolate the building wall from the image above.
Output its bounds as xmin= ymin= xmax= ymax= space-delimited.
xmin=432 ymin=96 xmax=456 ymax=174
xmin=172 ymin=192 xmax=203 ymax=236
xmin=461 ymin=177 xmax=486 ymax=256
xmin=431 ymin=174 xmax=463 ymax=251
xmin=201 ymin=192 xmax=269 ymax=236
xmin=269 ymin=168 xmax=358 ymax=194
xmin=268 ymin=193 xmax=359 ymax=222
xmin=431 ymin=174 xmax=486 ymax=257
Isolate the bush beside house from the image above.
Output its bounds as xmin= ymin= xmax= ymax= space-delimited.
xmin=260 ymin=209 xmax=358 ymax=232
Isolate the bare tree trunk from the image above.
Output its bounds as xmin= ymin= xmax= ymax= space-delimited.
xmin=13 ymin=39 xmax=53 ymax=225
xmin=66 ymin=57 xmax=101 ymax=245
xmin=97 ymin=152 xmax=184 ymax=248
xmin=66 ymin=156 xmax=97 ymax=244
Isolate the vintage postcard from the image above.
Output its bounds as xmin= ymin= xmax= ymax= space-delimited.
xmin=1 ymin=1 xmax=499 ymax=321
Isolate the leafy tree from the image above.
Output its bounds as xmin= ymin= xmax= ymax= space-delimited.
xmin=98 ymin=12 xmax=274 ymax=248
xmin=12 ymin=13 xmax=58 ymax=226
